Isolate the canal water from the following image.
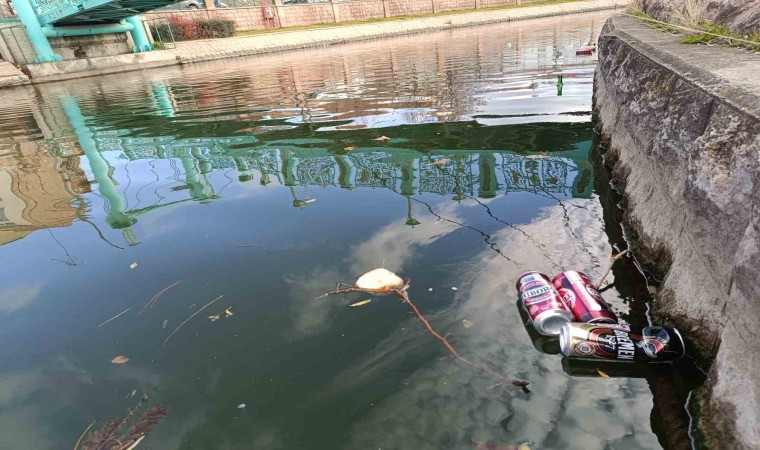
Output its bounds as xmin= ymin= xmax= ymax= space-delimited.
xmin=0 ymin=11 xmax=703 ymax=450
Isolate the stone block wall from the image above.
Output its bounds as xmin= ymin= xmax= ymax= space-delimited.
xmin=438 ymin=0 xmax=475 ymax=12
xmin=49 ymin=33 xmax=130 ymax=60
xmin=278 ymin=3 xmax=335 ymax=27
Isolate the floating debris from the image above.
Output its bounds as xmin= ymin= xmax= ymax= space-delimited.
xmin=126 ymin=389 xmax=137 ymax=399
xmin=111 ymin=356 xmax=130 ymax=364
xmin=129 ymin=262 xmax=138 ymax=269
xmin=462 ymin=319 xmax=474 ymax=329
xmin=428 ymin=288 xmax=433 ymax=291
xmin=316 ymin=269 xmax=529 ymax=388
xmin=208 ymin=314 xmax=221 ymax=322
xmin=597 ymin=369 xmax=610 ymax=378
xmin=97 ymin=307 xmax=133 ymax=328
xmin=237 ymin=403 xmax=246 ymax=409
xmin=451 ymin=287 xmax=458 ymax=291
xmin=139 ymin=280 xmax=183 ymax=315
xmin=374 ymin=136 xmax=391 ymax=141
xmin=163 ymin=295 xmax=224 ymax=347
xmin=426 ymin=158 xmax=450 ymax=167
xmin=349 ymin=299 xmax=372 ymax=307
xmin=343 ymin=146 xmax=356 ymax=151
xmin=224 ymin=308 xmax=234 ymax=317
xmin=162 ymin=320 xmax=168 ymax=329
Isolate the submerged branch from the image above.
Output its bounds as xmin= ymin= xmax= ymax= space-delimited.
xmin=317 ymin=277 xmax=529 ymax=389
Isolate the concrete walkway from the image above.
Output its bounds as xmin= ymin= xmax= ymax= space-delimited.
xmin=175 ymin=0 xmax=628 ymax=64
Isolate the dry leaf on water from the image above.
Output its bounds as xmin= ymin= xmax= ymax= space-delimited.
xmin=111 ymin=356 xmax=130 ymax=364
xmin=426 ymin=158 xmax=450 ymax=167
xmin=343 ymin=146 xmax=356 ymax=151
xmin=374 ymin=136 xmax=391 ymax=142
xmin=129 ymin=262 xmax=138 ymax=269
xmin=208 ymin=314 xmax=221 ymax=322
xmin=224 ymin=308 xmax=234 ymax=317
xmin=349 ymin=299 xmax=372 ymax=307
xmin=597 ymin=369 xmax=610 ymax=378
xmin=462 ymin=319 xmax=474 ymax=329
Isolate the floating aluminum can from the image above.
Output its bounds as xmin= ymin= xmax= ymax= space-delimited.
xmin=516 ymin=271 xmax=572 ymax=336
xmin=559 ymin=322 xmax=685 ymax=362
xmin=552 ymin=271 xmax=617 ymax=324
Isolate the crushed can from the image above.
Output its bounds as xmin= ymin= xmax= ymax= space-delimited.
xmin=552 ymin=271 xmax=617 ymax=324
xmin=559 ymin=322 xmax=685 ymax=362
xmin=516 ymin=271 xmax=573 ymax=336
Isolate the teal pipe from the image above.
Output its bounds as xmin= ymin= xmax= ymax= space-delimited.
xmin=11 ymin=0 xmax=61 ymax=62
xmin=125 ymin=15 xmax=153 ymax=53
xmin=42 ymin=23 xmax=135 ymax=37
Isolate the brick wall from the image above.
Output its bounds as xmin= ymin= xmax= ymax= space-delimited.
xmin=145 ymin=0 xmax=553 ymax=34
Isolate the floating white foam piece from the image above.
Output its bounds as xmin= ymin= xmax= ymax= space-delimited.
xmin=355 ymin=268 xmax=404 ymax=292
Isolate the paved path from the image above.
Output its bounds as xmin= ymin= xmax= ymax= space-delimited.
xmin=0 ymin=60 xmax=29 ymax=88
xmin=175 ymin=0 xmax=628 ymax=64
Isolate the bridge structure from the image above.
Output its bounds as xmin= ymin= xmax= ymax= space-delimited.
xmin=10 ymin=0 xmax=173 ymax=62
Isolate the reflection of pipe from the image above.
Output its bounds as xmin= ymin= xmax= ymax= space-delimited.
xmin=335 ymin=156 xmax=355 ymax=189
xmin=42 ymin=22 xmax=135 ymax=37
xmin=400 ymin=161 xmax=415 ymax=196
xmin=180 ymin=156 xmax=212 ymax=201
xmin=151 ymin=82 xmax=176 ymax=118
xmin=234 ymin=157 xmax=252 ymax=182
xmin=62 ymin=96 xmax=135 ymax=230
xmin=478 ymin=153 xmax=498 ymax=199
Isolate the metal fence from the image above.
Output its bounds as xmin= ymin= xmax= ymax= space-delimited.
xmin=145 ymin=16 xmax=177 ymax=50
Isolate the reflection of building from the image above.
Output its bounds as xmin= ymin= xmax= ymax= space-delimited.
xmin=0 ymin=143 xmax=89 ymax=245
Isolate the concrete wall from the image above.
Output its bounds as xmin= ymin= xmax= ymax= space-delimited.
xmin=593 ymin=15 xmax=760 ymax=450
xmin=49 ymin=33 xmax=130 ymax=60
xmin=639 ymin=0 xmax=759 ymax=35
xmin=145 ymin=0 xmax=554 ymax=33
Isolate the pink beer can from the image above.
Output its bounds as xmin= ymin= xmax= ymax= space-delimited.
xmin=552 ymin=271 xmax=617 ymax=324
xmin=516 ymin=271 xmax=573 ymax=336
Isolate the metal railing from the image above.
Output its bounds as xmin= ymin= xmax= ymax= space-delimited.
xmin=145 ymin=16 xmax=177 ymax=50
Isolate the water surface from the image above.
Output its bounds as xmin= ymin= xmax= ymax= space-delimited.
xmin=0 ymin=11 xmax=701 ymax=450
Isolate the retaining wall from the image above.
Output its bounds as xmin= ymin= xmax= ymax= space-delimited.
xmin=593 ymin=15 xmax=760 ymax=449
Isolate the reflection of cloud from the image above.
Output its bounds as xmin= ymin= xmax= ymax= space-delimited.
xmin=288 ymin=204 xmax=461 ymax=338
xmin=0 ymin=284 xmax=42 ymax=313
xmin=349 ymin=202 xmax=460 ymax=274
xmin=286 ymin=266 xmax=345 ymax=337
xmin=340 ymin=201 xmax=659 ymax=450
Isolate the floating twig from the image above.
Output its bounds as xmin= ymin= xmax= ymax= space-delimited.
xmin=163 ymin=295 xmax=224 ymax=347
xmin=97 ymin=308 xmax=133 ymax=328
xmin=139 ymin=280 xmax=183 ymax=315
xmin=73 ymin=419 xmax=98 ymax=450
xmin=595 ymin=250 xmax=630 ymax=288
xmin=317 ymin=270 xmax=530 ymax=389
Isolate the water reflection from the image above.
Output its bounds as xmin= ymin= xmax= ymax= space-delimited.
xmin=0 ymin=11 xmax=700 ymax=450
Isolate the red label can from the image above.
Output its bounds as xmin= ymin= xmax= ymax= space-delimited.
xmin=552 ymin=271 xmax=617 ymax=324
xmin=516 ymin=272 xmax=572 ymax=336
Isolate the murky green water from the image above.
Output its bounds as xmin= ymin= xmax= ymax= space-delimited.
xmin=0 ymin=11 xmax=703 ymax=450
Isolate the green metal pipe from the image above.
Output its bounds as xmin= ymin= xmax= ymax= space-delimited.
xmin=42 ymin=23 xmax=135 ymax=37
xmin=125 ymin=15 xmax=153 ymax=53
xmin=10 ymin=0 xmax=62 ymax=62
